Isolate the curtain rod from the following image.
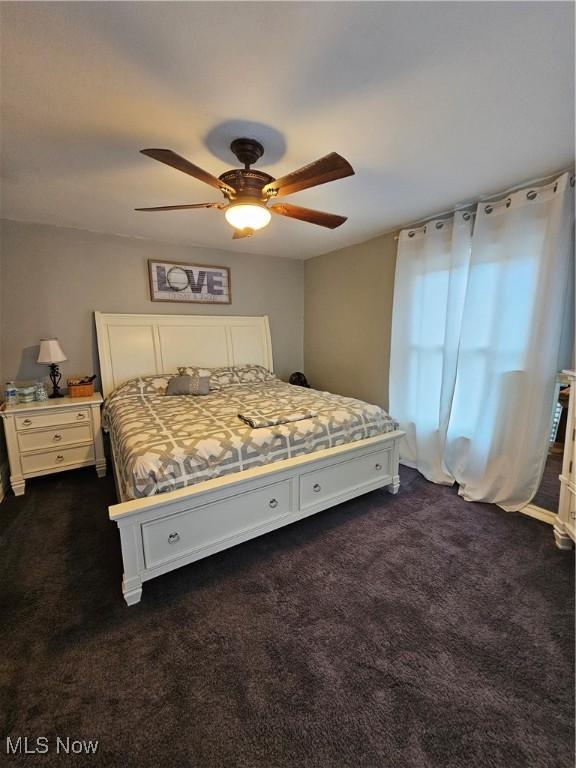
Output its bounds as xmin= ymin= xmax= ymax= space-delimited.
xmin=392 ymin=166 xmax=574 ymax=240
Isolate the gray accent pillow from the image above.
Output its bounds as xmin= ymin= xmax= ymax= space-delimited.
xmin=166 ymin=374 xmax=210 ymax=396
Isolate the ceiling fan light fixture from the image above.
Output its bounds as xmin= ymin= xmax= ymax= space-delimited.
xmin=225 ymin=202 xmax=271 ymax=232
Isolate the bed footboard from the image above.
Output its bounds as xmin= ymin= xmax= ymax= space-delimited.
xmin=109 ymin=431 xmax=404 ymax=605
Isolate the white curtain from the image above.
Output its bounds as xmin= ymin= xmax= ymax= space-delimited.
xmin=389 ymin=172 xmax=574 ymax=510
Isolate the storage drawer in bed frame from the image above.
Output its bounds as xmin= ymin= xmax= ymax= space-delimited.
xmin=109 ymin=433 xmax=403 ymax=606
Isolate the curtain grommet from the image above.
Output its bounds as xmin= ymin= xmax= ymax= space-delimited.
xmin=435 ymin=221 xmax=443 ymax=230
xmin=505 ymin=198 xmax=512 ymax=208
xmin=484 ymin=205 xmax=493 ymax=214
xmin=408 ymin=231 xmax=415 ymax=238
xmin=463 ymin=212 xmax=471 ymax=221
xmin=526 ymin=190 xmax=537 ymax=200
xmin=570 ymin=176 xmax=575 ymax=188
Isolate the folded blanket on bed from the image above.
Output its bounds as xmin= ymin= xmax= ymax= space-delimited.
xmin=237 ymin=409 xmax=317 ymax=429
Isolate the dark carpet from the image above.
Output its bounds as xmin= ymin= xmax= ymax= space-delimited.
xmin=0 ymin=466 xmax=573 ymax=768
xmin=533 ymin=453 xmax=563 ymax=512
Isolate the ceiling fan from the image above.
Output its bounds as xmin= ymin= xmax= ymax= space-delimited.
xmin=135 ymin=138 xmax=354 ymax=239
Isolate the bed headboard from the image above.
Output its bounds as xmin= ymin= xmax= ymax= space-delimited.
xmin=95 ymin=312 xmax=273 ymax=397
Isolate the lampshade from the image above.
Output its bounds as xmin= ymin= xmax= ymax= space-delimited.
xmin=37 ymin=338 xmax=67 ymax=364
xmin=225 ymin=203 xmax=271 ymax=232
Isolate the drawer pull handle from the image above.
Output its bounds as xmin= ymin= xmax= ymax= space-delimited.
xmin=269 ymin=498 xmax=278 ymax=509
xmin=375 ymin=463 xmax=382 ymax=471
xmin=23 ymin=418 xmax=32 ymax=426
xmin=168 ymin=532 xmax=180 ymax=544
xmin=53 ymin=434 xmax=63 ymax=442
xmin=55 ymin=454 xmax=64 ymax=463
xmin=76 ymin=413 xmax=86 ymax=420
xmin=313 ymin=483 xmax=321 ymax=493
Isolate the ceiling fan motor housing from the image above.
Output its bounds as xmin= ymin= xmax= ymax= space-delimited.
xmin=219 ymin=168 xmax=274 ymax=203
xmin=219 ymin=138 xmax=276 ymax=203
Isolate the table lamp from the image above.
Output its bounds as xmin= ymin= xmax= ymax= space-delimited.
xmin=37 ymin=338 xmax=67 ymax=398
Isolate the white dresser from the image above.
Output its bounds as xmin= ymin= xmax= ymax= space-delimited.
xmin=1 ymin=394 xmax=106 ymax=496
xmin=554 ymin=370 xmax=576 ymax=549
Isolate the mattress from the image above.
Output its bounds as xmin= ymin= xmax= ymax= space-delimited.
xmin=103 ymin=376 xmax=398 ymax=500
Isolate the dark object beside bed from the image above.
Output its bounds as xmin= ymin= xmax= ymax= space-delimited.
xmin=289 ymin=371 xmax=311 ymax=388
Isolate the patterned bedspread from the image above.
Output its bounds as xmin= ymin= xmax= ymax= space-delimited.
xmin=103 ymin=376 xmax=398 ymax=500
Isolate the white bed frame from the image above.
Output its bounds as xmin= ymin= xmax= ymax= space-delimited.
xmin=95 ymin=312 xmax=404 ymax=605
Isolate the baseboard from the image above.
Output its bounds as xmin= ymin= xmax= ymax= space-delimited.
xmin=0 ymin=460 xmax=9 ymax=503
xmin=520 ymin=503 xmax=557 ymax=526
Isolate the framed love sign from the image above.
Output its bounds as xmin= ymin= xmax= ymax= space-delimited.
xmin=148 ymin=260 xmax=231 ymax=304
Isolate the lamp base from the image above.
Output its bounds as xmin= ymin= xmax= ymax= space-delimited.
xmin=48 ymin=363 xmax=63 ymax=399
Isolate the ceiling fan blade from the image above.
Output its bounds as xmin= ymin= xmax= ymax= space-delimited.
xmin=232 ymin=228 xmax=254 ymax=239
xmin=270 ymin=203 xmax=347 ymax=229
xmin=262 ymin=153 xmax=354 ymax=199
xmin=140 ymin=149 xmax=235 ymax=196
xmin=135 ymin=202 xmax=225 ymax=212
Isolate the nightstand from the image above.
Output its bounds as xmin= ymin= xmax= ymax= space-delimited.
xmin=1 ymin=394 xmax=106 ymax=496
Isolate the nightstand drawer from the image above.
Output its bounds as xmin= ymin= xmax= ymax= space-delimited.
xmin=18 ymin=424 xmax=92 ymax=453
xmin=21 ymin=444 xmax=95 ymax=474
xmin=15 ymin=409 xmax=90 ymax=431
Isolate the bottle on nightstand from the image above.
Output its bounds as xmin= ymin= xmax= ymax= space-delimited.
xmin=4 ymin=382 xmax=17 ymax=408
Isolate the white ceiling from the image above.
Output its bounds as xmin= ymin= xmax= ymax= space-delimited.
xmin=1 ymin=2 xmax=574 ymax=259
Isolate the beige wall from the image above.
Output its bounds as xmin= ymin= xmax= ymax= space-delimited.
xmin=0 ymin=220 xmax=304 ymax=388
xmin=0 ymin=217 xmax=398 ymax=419
xmin=304 ymin=232 xmax=397 ymax=410
xmin=0 ymin=232 xmax=6 ymax=491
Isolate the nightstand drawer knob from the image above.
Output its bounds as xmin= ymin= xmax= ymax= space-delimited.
xmin=23 ymin=418 xmax=32 ymax=426
xmin=269 ymin=498 xmax=278 ymax=509
xmin=168 ymin=532 xmax=180 ymax=544
xmin=55 ymin=454 xmax=64 ymax=463
xmin=53 ymin=434 xmax=63 ymax=442
xmin=313 ymin=483 xmax=321 ymax=493
xmin=76 ymin=413 xmax=86 ymax=420
xmin=375 ymin=463 xmax=382 ymax=471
